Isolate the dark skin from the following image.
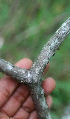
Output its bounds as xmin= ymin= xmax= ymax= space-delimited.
xmin=0 ymin=58 xmax=56 ymax=119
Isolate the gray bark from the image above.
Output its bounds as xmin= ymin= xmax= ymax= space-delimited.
xmin=0 ymin=17 xmax=70 ymax=119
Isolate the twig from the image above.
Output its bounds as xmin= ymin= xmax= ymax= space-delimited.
xmin=0 ymin=17 xmax=70 ymax=119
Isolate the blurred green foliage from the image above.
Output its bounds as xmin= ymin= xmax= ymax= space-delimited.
xmin=0 ymin=0 xmax=70 ymax=118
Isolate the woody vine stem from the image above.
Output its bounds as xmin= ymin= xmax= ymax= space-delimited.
xmin=0 ymin=17 xmax=70 ymax=119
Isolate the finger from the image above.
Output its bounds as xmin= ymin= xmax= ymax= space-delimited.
xmin=15 ymin=58 xmax=33 ymax=69
xmin=0 ymin=112 xmax=9 ymax=119
xmin=42 ymin=77 xmax=56 ymax=96
xmin=0 ymin=84 xmax=30 ymax=117
xmin=43 ymin=63 xmax=50 ymax=76
xmin=46 ymin=95 xmax=52 ymax=108
xmin=28 ymin=111 xmax=38 ymax=119
xmin=0 ymin=58 xmax=33 ymax=107
xmin=22 ymin=96 xmax=34 ymax=112
xmin=0 ymin=76 xmax=19 ymax=107
xmin=13 ymin=96 xmax=34 ymax=119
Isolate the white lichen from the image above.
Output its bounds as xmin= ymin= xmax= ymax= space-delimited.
xmin=7 ymin=64 xmax=13 ymax=71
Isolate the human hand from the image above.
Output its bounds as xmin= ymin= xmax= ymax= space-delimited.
xmin=0 ymin=58 xmax=56 ymax=119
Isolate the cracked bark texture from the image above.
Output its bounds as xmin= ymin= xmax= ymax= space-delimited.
xmin=0 ymin=17 xmax=70 ymax=119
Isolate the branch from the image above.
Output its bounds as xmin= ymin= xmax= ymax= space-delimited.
xmin=0 ymin=17 xmax=70 ymax=119
xmin=0 ymin=58 xmax=32 ymax=84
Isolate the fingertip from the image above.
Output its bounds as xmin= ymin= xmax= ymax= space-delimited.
xmin=46 ymin=95 xmax=53 ymax=108
xmin=15 ymin=58 xmax=33 ymax=69
xmin=44 ymin=63 xmax=50 ymax=75
xmin=42 ymin=77 xmax=56 ymax=96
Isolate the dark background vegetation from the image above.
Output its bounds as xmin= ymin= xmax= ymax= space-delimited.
xmin=0 ymin=0 xmax=70 ymax=118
